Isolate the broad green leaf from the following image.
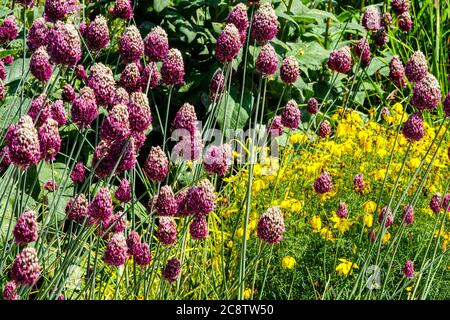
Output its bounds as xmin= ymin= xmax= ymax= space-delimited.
xmin=154 ymin=0 xmax=170 ymax=12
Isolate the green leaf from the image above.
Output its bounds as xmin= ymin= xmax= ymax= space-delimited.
xmin=5 ymin=58 xmax=30 ymax=85
xmin=154 ymin=0 xmax=170 ymax=12
xmin=216 ymin=89 xmax=253 ymax=131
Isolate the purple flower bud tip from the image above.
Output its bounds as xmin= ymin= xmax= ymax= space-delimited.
xmin=47 ymin=22 xmax=81 ymax=66
xmin=281 ymin=99 xmax=301 ymax=129
xmin=11 ymin=247 xmax=41 ymax=286
xmin=328 ymin=47 xmax=352 ymax=74
xmin=70 ymin=161 xmax=86 ymax=184
xmin=203 ymin=144 xmax=233 ymax=176
xmin=44 ymin=0 xmax=68 ymax=23
xmin=314 ymin=171 xmax=332 ymax=194
xmin=226 ymin=3 xmax=249 ymax=44
xmin=13 ymin=210 xmax=38 ymax=244
xmin=361 ymin=5 xmax=381 ymax=31
xmin=256 ymin=43 xmax=278 ymax=77
xmin=190 ymin=216 xmax=208 ymax=240
xmin=411 ymin=73 xmax=441 ymax=112
xmin=38 ymin=118 xmax=61 ymax=162
xmin=144 ymin=26 xmax=169 ymax=62
xmin=128 ymin=92 xmax=152 ymax=132
xmin=110 ymin=0 xmax=134 ymax=20
xmin=87 ymin=63 xmax=116 ymax=106
xmin=85 ymin=15 xmax=110 ymax=52
xmin=402 ymin=112 xmax=424 ymax=142
xmin=120 ymin=63 xmax=142 ymax=94
xmin=216 ymin=24 xmax=242 ymax=63
xmin=0 ymin=15 xmax=19 ymax=44
xmin=257 ymin=206 xmax=285 ymax=244
xmin=280 ymin=56 xmax=300 ymax=84
xmin=120 ymin=25 xmax=144 ymax=63
xmin=318 ymin=120 xmax=332 ymax=138
xmin=144 ymin=146 xmax=169 ymax=182
xmin=71 ymin=86 xmax=98 ymax=129
xmin=100 ymin=104 xmax=130 ymax=142
xmin=103 ymin=233 xmax=128 ymax=267
xmin=157 ymin=217 xmax=177 ymax=246
xmin=65 ymin=193 xmax=88 ymax=223
xmin=402 ymin=260 xmax=414 ymax=278
xmin=336 ymin=202 xmax=348 ymax=219
xmin=251 ymin=3 xmax=279 ymax=44
xmin=378 ymin=207 xmax=393 ymax=228
xmin=151 ymin=185 xmax=178 ymax=216
xmin=88 ymin=187 xmax=113 ymax=223
xmin=6 ymin=115 xmax=41 ymax=168
xmin=306 ymin=97 xmax=319 ymax=114
xmin=115 ymin=178 xmax=132 ymax=203
xmin=162 ymin=258 xmax=181 ymax=282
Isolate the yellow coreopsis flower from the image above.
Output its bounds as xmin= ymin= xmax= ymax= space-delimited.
xmin=244 ymin=288 xmax=252 ymax=299
xmin=311 ymin=215 xmax=322 ymax=232
xmin=330 ymin=214 xmax=352 ymax=233
xmin=336 ymin=258 xmax=358 ymax=276
xmin=392 ymin=102 xmax=403 ymax=114
xmin=382 ymin=231 xmax=391 ymax=244
xmin=291 ymin=200 xmax=302 ymax=212
xmin=364 ymin=200 xmax=377 ymax=214
xmin=281 ymin=256 xmax=296 ymax=270
xmin=320 ymin=227 xmax=334 ymax=241
xmin=363 ymin=213 xmax=373 ymax=228
xmin=252 ymin=179 xmax=266 ymax=192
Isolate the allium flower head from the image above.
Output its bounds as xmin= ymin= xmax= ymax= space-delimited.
xmin=0 ymin=15 xmax=18 ymax=44
xmin=209 ymin=68 xmax=225 ymax=102
xmin=85 ymin=15 xmax=110 ymax=52
xmin=443 ymin=194 xmax=450 ymax=212
xmin=318 ymin=120 xmax=332 ymax=138
xmin=2 ymin=281 xmax=18 ymax=300
xmin=257 ymin=206 xmax=285 ymax=244
xmin=134 ymin=242 xmax=151 ymax=266
xmin=47 ymin=22 xmax=81 ymax=66
xmin=11 ymin=247 xmax=41 ymax=286
xmin=373 ymin=28 xmax=388 ymax=47
xmin=120 ymin=63 xmax=142 ymax=93
xmin=27 ymin=18 xmax=48 ymax=51
xmin=398 ymin=11 xmax=413 ymax=32
xmin=88 ymin=187 xmax=113 ymax=223
xmin=353 ymin=174 xmax=365 ymax=193
xmin=392 ymin=0 xmax=410 ymax=14
xmin=405 ymin=51 xmax=428 ymax=83
xmin=337 ymin=202 xmax=348 ymax=219
xmin=203 ymin=144 xmax=233 ymax=176
xmin=430 ymin=192 xmax=441 ymax=213
xmin=70 ymin=161 xmax=85 ymax=184
xmin=126 ymin=231 xmax=141 ymax=256
xmin=389 ymin=55 xmax=406 ymax=88
xmin=112 ymin=87 xmax=130 ymax=107
xmin=151 ymin=185 xmax=178 ymax=216
xmin=141 ymin=62 xmax=160 ymax=91
xmin=71 ymin=87 xmax=98 ymax=129
xmin=62 ymin=83 xmax=76 ymax=103
xmin=101 ymin=104 xmax=130 ymax=142
xmin=190 ymin=216 xmax=208 ymax=240
xmin=38 ymin=118 xmax=61 ymax=161
xmin=92 ymin=139 xmax=138 ymax=178
xmin=13 ymin=210 xmax=38 ymax=244
xmin=144 ymin=26 xmax=169 ymax=62
xmin=157 ymin=217 xmax=177 ymax=246
xmin=354 ymin=37 xmax=371 ymax=67
xmin=119 ymin=25 xmax=144 ymax=63
xmin=256 ymin=43 xmax=278 ymax=77
xmin=44 ymin=0 xmax=68 ymax=22
xmin=43 ymin=179 xmax=57 ymax=192
xmin=172 ymin=129 xmax=204 ymax=162
xmin=314 ymin=171 xmax=332 ymax=194
xmin=361 ymin=5 xmax=381 ymax=31
xmin=268 ymin=115 xmax=283 ymax=136
xmin=281 ymin=99 xmax=301 ymax=129
xmin=87 ymin=63 xmax=116 ymax=106
xmin=28 ymin=94 xmax=51 ymax=127
xmin=251 ymin=3 xmax=279 ymax=44
xmin=30 ymin=46 xmax=53 ymax=82
xmin=307 ymin=97 xmax=319 ymax=114
xmin=378 ymin=206 xmax=393 ymax=228
xmin=104 ymin=212 xmax=126 ymax=234
xmin=103 ymin=233 xmax=128 ymax=266
xmin=128 ymin=92 xmax=152 ymax=132
xmin=280 ymin=56 xmax=299 ymax=84
xmin=328 ymin=47 xmax=352 ymax=74
xmin=162 ymin=258 xmax=181 ymax=282
xmin=216 ymin=24 xmax=241 ymax=63
xmin=402 ymin=259 xmax=414 ymax=278
xmin=0 ymin=60 xmax=5 ymax=81
xmin=442 ymin=92 xmax=450 ymax=118
xmin=402 ymin=112 xmax=424 ymax=142
xmin=110 ymin=0 xmax=133 ymax=20
xmin=402 ymin=204 xmax=414 ymax=225
xmin=176 ymin=189 xmax=190 ymax=216
xmin=226 ymin=3 xmax=249 ymax=44
xmin=17 ymin=0 xmax=35 ymax=7
xmin=171 ymin=103 xmax=198 ymax=135
xmin=144 ymin=146 xmax=169 ymax=182
xmin=115 ymin=178 xmax=132 ymax=203
xmin=0 ymin=146 xmax=11 ymax=172
xmin=75 ymin=64 xmax=87 ymax=81
xmin=381 ymin=12 xmax=393 ymax=29
xmin=411 ymin=73 xmax=441 ymax=112
xmin=6 ymin=115 xmax=41 ymax=168
xmin=65 ymin=193 xmax=88 ymax=222
xmin=187 ymin=179 xmax=215 ymax=217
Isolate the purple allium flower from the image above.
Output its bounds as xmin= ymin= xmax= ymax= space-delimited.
xmin=172 ymin=129 xmax=204 ymax=162
xmin=2 ymin=281 xmax=18 ymax=300
xmin=30 ymin=47 xmax=53 ymax=83
xmin=103 ymin=233 xmax=128 ymax=267
xmin=47 ymin=22 xmax=81 ymax=66
xmin=62 ymin=83 xmax=75 ymax=103
xmin=171 ymin=103 xmax=198 ymax=135
xmin=398 ymin=11 xmax=413 ymax=32
xmin=405 ymin=51 xmax=428 ymax=83
xmin=368 ymin=229 xmax=376 ymax=242
xmin=392 ymin=0 xmax=410 ymax=14
xmin=120 ymin=63 xmax=142 ymax=93
xmin=119 ymin=25 xmax=144 ymax=63
xmin=75 ymin=64 xmax=87 ymax=81
xmin=189 ymin=216 xmax=208 ymax=240
xmin=257 ymin=206 xmax=285 ymax=244
xmin=256 ymin=43 xmax=278 ymax=77
xmin=126 ymin=231 xmax=141 ymax=256
xmin=381 ymin=12 xmax=393 ymax=29
xmin=110 ymin=0 xmax=133 ymax=20
xmin=307 ymin=97 xmax=319 ymax=114
xmin=43 ymin=179 xmax=57 ymax=192
xmin=17 ymin=0 xmax=35 ymax=7
xmin=411 ymin=73 xmax=441 ymax=112
xmin=251 ymin=3 xmax=279 ymax=44
xmin=216 ymin=23 xmax=242 ymax=63
xmin=443 ymin=193 xmax=450 ymax=212
xmin=361 ymin=5 xmax=381 ymax=31
xmin=44 ymin=0 xmax=68 ymax=22
xmin=115 ymin=178 xmax=131 ymax=203
xmin=226 ymin=3 xmax=249 ymax=44
xmin=281 ymin=99 xmax=301 ymax=129
xmin=354 ymin=37 xmax=371 ymax=67
xmin=402 ymin=259 xmax=414 ymax=278
xmin=1 ymin=55 xmax=13 ymax=65
xmin=56 ymin=294 xmax=64 ymax=300
xmin=373 ymin=28 xmax=388 ymax=47
xmin=141 ymin=62 xmax=160 ymax=91
xmin=151 ymin=185 xmax=178 ymax=216
xmin=402 ymin=204 xmax=414 ymax=225
xmin=389 ymin=55 xmax=406 ymax=88
xmin=353 ymin=174 xmax=365 ymax=193
xmin=88 ymin=187 xmax=113 ymax=223
xmin=144 ymin=146 xmax=169 ymax=182
xmin=442 ymin=92 xmax=450 ymax=118
xmin=0 ymin=60 xmax=5 ymax=80
xmin=92 ymin=139 xmax=135 ymax=178
xmin=328 ymin=47 xmax=352 ymax=74
xmin=280 ymin=56 xmax=299 ymax=84
xmin=318 ymin=120 xmax=332 ymax=138
xmin=209 ymin=68 xmax=225 ymax=102
xmin=313 ymin=171 xmax=332 ymax=194
xmin=11 ymin=247 xmax=41 ymax=286
xmin=112 ymin=87 xmax=130 ymax=107
xmin=71 ymin=87 xmax=98 ymax=129
xmin=85 ymin=15 xmax=109 ymax=52
xmin=378 ymin=206 xmax=393 ymax=228
xmin=70 ymin=161 xmax=85 ymax=184
xmin=430 ymin=192 xmax=441 ymax=213
xmin=402 ymin=112 xmax=424 ymax=142
xmin=162 ymin=258 xmax=181 ymax=282
xmin=104 ymin=212 xmax=126 ymax=234
xmin=128 ymin=92 xmax=152 ymax=132
xmin=203 ymin=144 xmax=233 ymax=176
xmin=175 ymin=189 xmax=191 ymax=216
xmin=6 ymin=115 xmax=41 ymax=168
xmin=0 ymin=79 xmax=4 ymax=101
xmin=27 ymin=18 xmax=48 ymax=51
xmin=87 ymin=63 xmax=116 ymax=106
xmin=144 ymin=26 xmax=169 ymax=62
xmin=65 ymin=193 xmax=88 ymax=222
xmin=13 ymin=210 xmax=38 ymax=244
xmin=134 ymin=242 xmax=151 ymax=266
xmin=0 ymin=146 xmax=11 ymax=172
xmin=336 ymin=202 xmax=348 ymax=219
xmin=28 ymin=94 xmax=51 ymax=127
xmin=100 ymin=104 xmax=130 ymax=142
xmin=38 ymin=118 xmax=61 ymax=161
xmin=268 ymin=115 xmax=283 ymax=136
xmin=187 ymin=179 xmax=215 ymax=217
xmin=157 ymin=217 xmax=177 ymax=246
xmin=0 ymin=15 xmax=18 ymax=44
